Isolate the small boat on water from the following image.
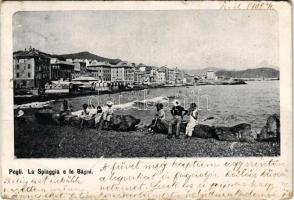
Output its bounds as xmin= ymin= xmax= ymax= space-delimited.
xmin=45 ymin=80 xmax=70 ymax=94
xmin=196 ymin=78 xmax=246 ymax=86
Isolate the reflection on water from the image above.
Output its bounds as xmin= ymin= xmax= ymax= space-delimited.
xmin=53 ymin=81 xmax=279 ymax=131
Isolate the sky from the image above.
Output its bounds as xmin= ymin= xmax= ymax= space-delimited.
xmin=13 ymin=10 xmax=279 ymax=70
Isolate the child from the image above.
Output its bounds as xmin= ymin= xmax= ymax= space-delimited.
xmin=80 ymin=104 xmax=91 ymax=129
xmin=59 ymin=99 xmax=71 ymax=124
xmin=185 ymin=103 xmax=198 ymax=138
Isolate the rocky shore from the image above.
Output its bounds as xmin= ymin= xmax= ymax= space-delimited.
xmin=14 ymin=120 xmax=279 ymax=158
xmin=35 ymin=109 xmax=280 ymax=143
xmin=14 ymin=108 xmax=280 ymax=158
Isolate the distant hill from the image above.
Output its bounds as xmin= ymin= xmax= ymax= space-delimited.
xmin=53 ymin=51 xmax=121 ymax=65
xmin=183 ymin=67 xmax=223 ymax=75
xmin=216 ymin=67 xmax=279 ymax=78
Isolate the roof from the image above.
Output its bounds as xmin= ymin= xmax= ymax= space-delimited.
xmin=13 ymin=48 xmax=51 ymax=59
xmin=52 ymin=60 xmax=75 ymax=66
xmin=88 ymin=61 xmax=111 ymax=67
xmin=113 ymin=61 xmax=133 ymax=68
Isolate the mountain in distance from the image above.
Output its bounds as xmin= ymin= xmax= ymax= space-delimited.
xmin=216 ymin=67 xmax=279 ymax=79
xmin=183 ymin=67 xmax=279 ymax=79
xmin=53 ymin=51 xmax=121 ymax=65
xmin=183 ymin=67 xmax=223 ymax=75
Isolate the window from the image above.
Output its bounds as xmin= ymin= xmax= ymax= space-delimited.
xmin=24 ymin=65 xmax=26 ymax=70
xmin=16 ymin=65 xmax=20 ymax=70
xmin=28 ymin=64 xmax=31 ymax=69
xmin=16 ymin=73 xmax=19 ymax=78
xmin=28 ymin=72 xmax=31 ymax=78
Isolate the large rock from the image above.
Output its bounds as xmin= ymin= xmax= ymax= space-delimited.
xmin=152 ymin=120 xmax=217 ymax=139
xmin=35 ymin=110 xmax=140 ymax=131
xmin=152 ymin=120 xmax=256 ymax=142
xmin=215 ymin=123 xmax=256 ymax=143
xmin=110 ymin=114 xmax=141 ymax=131
xmin=258 ymin=114 xmax=280 ymax=142
xmin=35 ymin=109 xmax=59 ymax=125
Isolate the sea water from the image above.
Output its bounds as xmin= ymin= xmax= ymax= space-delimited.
xmin=53 ymin=80 xmax=279 ymax=132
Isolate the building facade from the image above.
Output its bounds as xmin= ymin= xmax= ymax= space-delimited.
xmin=111 ymin=61 xmax=134 ymax=82
xmin=134 ymin=70 xmax=145 ymax=83
xmin=206 ymin=70 xmax=216 ymax=80
xmin=13 ymin=48 xmax=51 ymax=90
xmin=86 ymin=60 xmax=111 ymax=82
xmin=73 ymin=60 xmax=87 ymax=76
xmin=168 ymin=68 xmax=176 ymax=83
xmin=50 ymin=60 xmax=75 ymax=81
xmin=157 ymin=69 xmax=166 ymax=83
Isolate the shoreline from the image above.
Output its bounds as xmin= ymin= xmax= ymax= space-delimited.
xmin=14 ymin=80 xmax=279 ymax=105
xmin=14 ymin=84 xmax=188 ymax=105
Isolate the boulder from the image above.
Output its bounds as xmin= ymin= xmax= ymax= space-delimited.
xmin=193 ymin=124 xmax=217 ymax=139
xmin=152 ymin=120 xmax=256 ymax=142
xmin=152 ymin=120 xmax=217 ymax=139
xmin=215 ymin=123 xmax=256 ymax=143
xmin=151 ymin=119 xmax=169 ymax=134
xmin=35 ymin=109 xmax=58 ymax=125
xmin=258 ymin=114 xmax=280 ymax=142
xmin=110 ymin=114 xmax=141 ymax=131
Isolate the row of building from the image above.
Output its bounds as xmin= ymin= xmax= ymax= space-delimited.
xmin=13 ymin=47 xmax=196 ymax=90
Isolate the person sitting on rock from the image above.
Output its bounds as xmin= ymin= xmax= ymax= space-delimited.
xmin=148 ymin=103 xmax=167 ymax=134
xmin=168 ymin=100 xmax=188 ymax=139
xmin=94 ymin=106 xmax=103 ymax=129
xmin=100 ymin=101 xmax=114 ymax=130
xmin=59 ymin=99 xmax=71 ymax=124
xmin=80 ymin=103 xmax=92 ymax=129
xmin=185 ymin=103 xmax=198 ymax=139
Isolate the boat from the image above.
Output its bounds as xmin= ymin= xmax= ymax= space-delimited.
xmin=45 ymin=80 xmax=71 ymax=94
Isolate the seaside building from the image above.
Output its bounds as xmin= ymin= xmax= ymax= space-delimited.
xmin=134 ymin=70 xmax=145 ymax=84
xmin=159 ymin=66 xmax=169 ymax=81
xmin=137 ymin=63 xmax=147 ymax=72
xmin=168 ymin=68 xmax=176 ymax=83
xmin=157 ymin=68 xmax=166 ymax=83
xmin=73 ymin=60 xmax=87 ymax=75
xmin=206 ymin=70 xmax=217 ymax=80
xmin=86 ymin=60 xmax=111 ymax=82
xmin=111 ymin=61 xmax=134 ymax=82
xmin=174 ymin=67 xmax=184 ymax=84
xmin=184 ymin=73 xmax=195 ymax=83
xmin=13 ymin=48 xmax=51 ymax=91
xmin=72 ymin=63 xmax=81 ymax=79
xmin=149 ymin=68 xmax=159 ymax=82
xmin=50 ymin=59 xmax=75 ymax=81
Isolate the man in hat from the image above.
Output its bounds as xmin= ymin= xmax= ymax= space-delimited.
xmin=100 ymin=101 xmax=114 ymax=130
xmin=168 ymin=100 xmax=188 ymax=139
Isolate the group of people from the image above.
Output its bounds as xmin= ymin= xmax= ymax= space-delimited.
xmin=59 ymin=99 xmax=114 ymax=130
xmin=59 ymin=98 xmax=198 ymax=138
xmin=148 ymin=100 xmax=198 ymax=139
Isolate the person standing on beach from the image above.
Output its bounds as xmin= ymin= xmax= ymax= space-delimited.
xmin=100 ymin=101 xmax=114 ymax=130
xmin=168 ymin=100 xmax=187 ymax=139
xmin=185 ymin=103 xmax=198 ymax=139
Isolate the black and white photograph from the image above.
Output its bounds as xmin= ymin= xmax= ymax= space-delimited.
xmin=13 ymin=10 xmax=280 ymax=158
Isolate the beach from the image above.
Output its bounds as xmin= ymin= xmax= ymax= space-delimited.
xmin=15 ymin=115 xmax=279 ymax=158
xmin=14 ymin=81 xmax=280 ymax=158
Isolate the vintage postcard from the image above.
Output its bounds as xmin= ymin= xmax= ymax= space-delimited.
xmin=0 ymin=1 xmax=292 ymax=199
